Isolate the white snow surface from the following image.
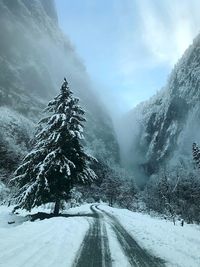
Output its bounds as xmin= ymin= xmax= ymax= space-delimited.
xmin=1 ymin=204 xmax=200 ymax=267
xmin=100 ymin=205 xmax=200 ymax=267
xmin=0 ymin=205 xmax=90 ymax=267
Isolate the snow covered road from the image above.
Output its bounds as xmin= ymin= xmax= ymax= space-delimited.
xmin=1 ymin=204 xmax=200 ymax=266
xmin=73 ymin=205 xmax=112 ymax=267
xmin=96 ymin=205 xmax=164 ymax=267
xmin=73 ymin=205 xmax=164 ymax=267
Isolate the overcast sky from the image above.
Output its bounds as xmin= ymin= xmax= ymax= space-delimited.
xmin=56 ymin=0 xmax=200 ymax=113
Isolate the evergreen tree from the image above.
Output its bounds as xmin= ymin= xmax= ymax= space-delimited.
xmin=11 ymin=79 xmax=97 ymax=215
xmin=192 ymin=142 xmax=200 ymax=168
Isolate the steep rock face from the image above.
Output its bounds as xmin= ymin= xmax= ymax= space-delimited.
xmin=0 ymin=0 xmax=119 ymax=179
xmin=121 ymin=35 xmax=200 ymax=183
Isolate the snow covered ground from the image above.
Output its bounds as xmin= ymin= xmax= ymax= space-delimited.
xmin=0 ymin=205 xmax=90 ymax=267
xmin=101 ymin=205 xmax=200 ymax=267
xmin=0 ymin=203 xmax=200 ymax=267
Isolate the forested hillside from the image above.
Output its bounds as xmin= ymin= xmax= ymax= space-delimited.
xmin=0 ymin=0 xmax=119 ymax=181
xmin=120 ymin=34 xmax=200 ymax=181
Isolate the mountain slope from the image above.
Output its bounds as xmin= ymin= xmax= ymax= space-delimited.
xmin=120 ymin=34 xmax=200 ymax=183
xmin=0 ymin=0 xmax=119 ymax=179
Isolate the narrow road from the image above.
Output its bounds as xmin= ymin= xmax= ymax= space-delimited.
xmin=72 ymin=205 xmax=112 ymax=267
xmin=73 ymin=205 xmax=165 ymax=267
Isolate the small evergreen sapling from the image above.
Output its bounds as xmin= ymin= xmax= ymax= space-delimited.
xmin=11 ymin=79 xmax=97 ymax=215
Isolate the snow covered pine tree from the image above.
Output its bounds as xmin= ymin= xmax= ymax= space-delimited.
xmin=11 ymin=79 xmax=97 ymax=215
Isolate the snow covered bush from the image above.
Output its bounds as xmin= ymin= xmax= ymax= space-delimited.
xmin=143 ymin=161 xmax=200 ymax=224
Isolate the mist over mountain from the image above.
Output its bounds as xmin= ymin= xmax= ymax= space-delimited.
xmin=119 ymin=33 xmax=200 ymax=185
xmin=0 ymin=0 xmax=119 ymax=180
xmin=1 ymin=0 xmax=200 ymax=189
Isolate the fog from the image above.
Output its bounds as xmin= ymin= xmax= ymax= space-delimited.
xmin=1 ymin=0 xmax=200 ymax=186
xmin=0 ymin=0 xmax=120 ymax=179
xmin=53 ymin=0 xmax=200 ymax=185
xmin=0 ymin=0 xmax=98 ymax=103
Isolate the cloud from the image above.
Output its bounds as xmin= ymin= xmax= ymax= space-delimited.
xmin=111 ymin=0 xmax=200 ymax=108
xmin=56 ymin=0 xmax=200 ymax=112
xmin=130 ymin=0 xmax=200 ymax=67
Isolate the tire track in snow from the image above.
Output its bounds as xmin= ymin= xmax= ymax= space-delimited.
xmin=73 ymin=205 xmax=112 ymax=267
xmin=96 ymin=205 xmax=165 ymax=267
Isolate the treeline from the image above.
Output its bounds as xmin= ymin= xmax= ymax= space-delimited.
xmin=1 ymin=79 xmax=199 ymax=224
xmin=77 ymin=159 xmax=138 ymax=210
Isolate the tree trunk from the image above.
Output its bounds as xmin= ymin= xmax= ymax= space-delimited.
xmin=110 ymin=197 xmax=113 ymax=207
xmin=53 ymin=199 xmax=60 ymax=216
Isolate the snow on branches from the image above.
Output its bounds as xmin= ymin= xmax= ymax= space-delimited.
xmin=11 ymin=79 xmax=97 ymax=213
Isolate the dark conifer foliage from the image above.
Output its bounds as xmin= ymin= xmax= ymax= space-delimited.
xmin=11 ymin=79 xmax=97 ymax=215
xmin=192 ymin=142 xmax=200 ymax=168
